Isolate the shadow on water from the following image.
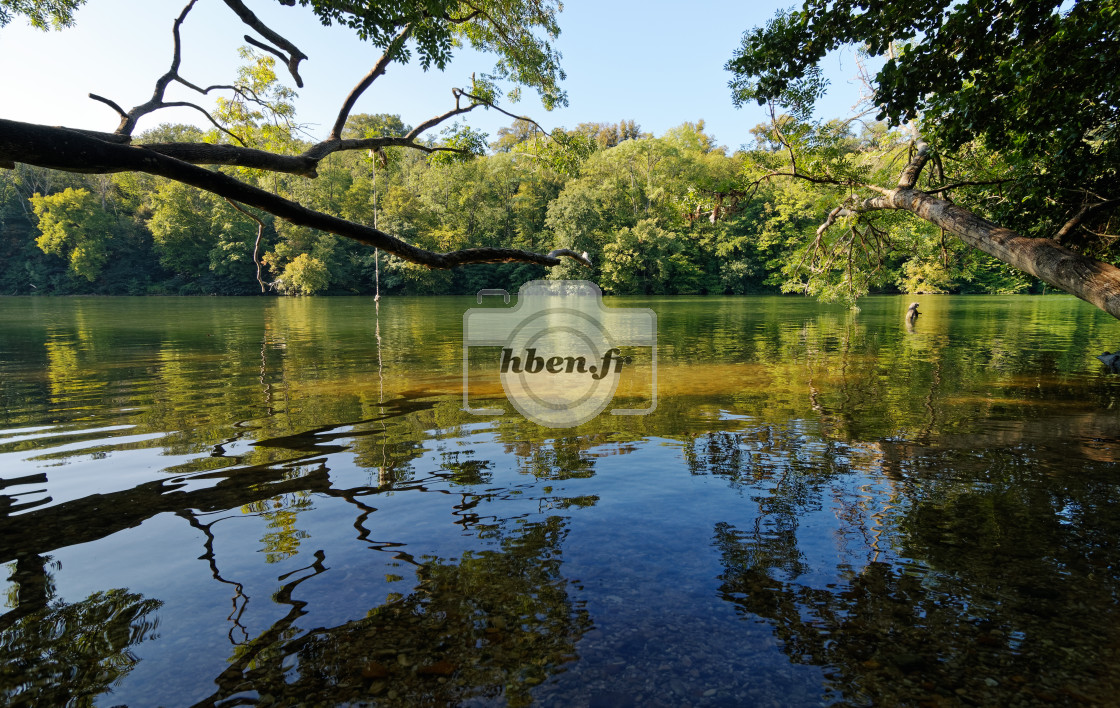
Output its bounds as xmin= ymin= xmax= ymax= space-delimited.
xmin=2 ymin=295 xmax=1120 ymax=705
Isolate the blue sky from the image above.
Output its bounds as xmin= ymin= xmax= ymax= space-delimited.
xmin=0 ymin=0 xmax=871 ymax=151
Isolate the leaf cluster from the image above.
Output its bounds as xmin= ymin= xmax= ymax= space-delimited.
xmin=292 ymin=0 xmax=566 ymax=107
xmin=0 ymin=0 xmax=83 ymax=29
xmin=728 ymin=0 xmax=1120 ymax=278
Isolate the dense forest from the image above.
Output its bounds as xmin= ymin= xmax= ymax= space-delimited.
xmin=0 ymin=102 xmax=1038 ymax=299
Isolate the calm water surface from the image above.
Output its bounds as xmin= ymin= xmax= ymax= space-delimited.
xmin=2 ymin=294 xmax=1120 ymax=707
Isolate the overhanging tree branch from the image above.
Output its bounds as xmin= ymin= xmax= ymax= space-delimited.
xmin=815 ymin=144 xmax=1120 ymax=319
xmin=220 ymin=0 xmax=307 ymax=87
xmin=327 ymin=24 xmax=412 ymax=141
xmin=112 ymin=0 xmax=199 ymax=136
xmin=3 ymin=0 xmax=580 ymax=285
xmin=0 ymin=119 xmax=589 ymax=270
xmin=85 ymin=87 xmax=527 ymax=178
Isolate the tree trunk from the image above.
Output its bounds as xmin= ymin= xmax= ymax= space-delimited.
xmin=875 ymin=188 xmax=1120 ymax=320
xmin=834 ymin=145 xmax=1120 ymax=321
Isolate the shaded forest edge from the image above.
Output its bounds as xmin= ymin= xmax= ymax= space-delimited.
xmin=0 ymin=115 xmax=1047 ymax=299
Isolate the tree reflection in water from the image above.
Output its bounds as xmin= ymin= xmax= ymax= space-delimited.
xmin=2 ymin=436 xmax=593 ymax=707
xmin=692 ymin=429 xmax=1120 ymax=706
xmin=1 ymin=554 xmax=162 ymax=707
xmin=190 ymin=519 xmax=589 ymax=708
xmin=6 ymin=296 xmax=1120 ymax=705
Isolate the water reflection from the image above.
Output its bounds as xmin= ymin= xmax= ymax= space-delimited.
xmin=2 ymin=295 xmax=1120 ymax=705
xmin=1 ymin=553 xmax=162 ymax=707
xmin=194 ymin=518 xmax=589 ymax=708
xmin=693 ymin=427 xmax=1120 ymax=706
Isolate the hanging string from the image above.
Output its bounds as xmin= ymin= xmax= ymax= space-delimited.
xmin=375 ymin=248 xmax=384 ymax=405
xmin=371 ymin=156 xmax=387 ymax=485
xmin=370 ymin=150 xmax=384 ymax=405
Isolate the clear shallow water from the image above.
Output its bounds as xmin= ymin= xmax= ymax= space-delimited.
xmin=2 ymin=294 xmax=1120 ymax=706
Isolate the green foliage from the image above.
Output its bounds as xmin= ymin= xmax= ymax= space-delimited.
xmin=291 ymin=0 xmax=566 ymax=108
xmin=0 ymin=0 xmax=83 ymax=29
xmin=0 ymin=587 xmax=162 ymax=706
xmin=342 ymin=113 xmax=410 ymax=140
xmin=515 ymin=128 xmax=597 ymax=176
xmin=148 ymin=181 xmax=217 ymax=275
xmin=492 ymin=118 xmax=546 ymax=153
xmin=428 ymin=124 xmax=490 ymax=166
xmin=600 ymin=219 xmax=707 ymax=294
xmin=215 ymin=48 xmax=301 ymax=151
xmin=278 ymin=252 xmax=330 ymax=295
xmin=30 ymin=187 xmax=115 ymax=281
xmin=573 ymin=119 xmax=643 ymax=150
xmin=728 ymin=0 xmax=1120 ymax=250
xmin=1 ymin=114 xmax=1059 ymax=298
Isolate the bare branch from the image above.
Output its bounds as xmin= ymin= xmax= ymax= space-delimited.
xmin=1080 ymin=226 xmax=1120 ymax=239
xmin=224 ymin=199 xmax=267 ymax=292
xmin=88 ymin=93 xmax=127 ymax=120
xmin=243 ymin=35 xmax=292 ymax=68
xmin=1055 ymin=198 xmax=1119 ymax=242
xmin=301 ymin=86 xmax=498 ymax=163
xmin=328 ymin=24 xmax=412 ymax=141
xmin=457 ymin=90 xmax=553 ymax=138
xmin=220 ymin=0 xmax=306 ymax=87
xmin=172 ymin=77 xmax=301 ymax=138
xmin=174 ymin=78 xmax=238 ymax=95
xmin=896 ymin=141 xmax=930 ymax=189
xmin=159 ymin=102 xmax=247 ymax=146
xmin=817 ymin=205 xmax=847 ymax=236
xmin=173 ymin=77 xmax=264 ymax=104
xmin=406 ymin=91 xmax=483 ymax=140
xmin=113 ymin=0 xmax=199 ymax=136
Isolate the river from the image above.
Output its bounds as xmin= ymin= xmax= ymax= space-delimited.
xmin=2 ymin=293 xmax=1119 ymax=706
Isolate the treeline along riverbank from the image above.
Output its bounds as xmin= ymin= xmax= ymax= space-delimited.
xmin=0 ymin=116 xmax=1039 ymax=299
